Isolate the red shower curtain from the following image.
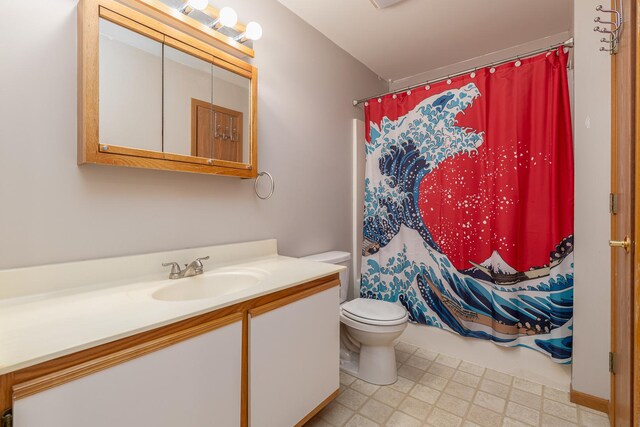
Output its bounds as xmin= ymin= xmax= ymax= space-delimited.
xmin=361 ymin=49 xmax=574 ymax=362
xmin=365 ymin=50 xmax=574 ymax=273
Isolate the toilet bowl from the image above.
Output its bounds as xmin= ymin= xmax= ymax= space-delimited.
xmin=340 ymin=297 xmax=408 ymax=385
xmin=301 ymin=251 xmax=409 ymax=386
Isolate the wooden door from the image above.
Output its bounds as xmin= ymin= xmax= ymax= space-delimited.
xmin=192 ymin=99 xmax=214 ymax=159
xmin=610 ymin=0 xmax=638 ymax=425
xmin=191 ymin=98 xmax=243 ymax=163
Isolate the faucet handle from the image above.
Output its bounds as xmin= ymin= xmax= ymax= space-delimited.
xmin=193 ymin=256 xmax=210 ymax=270
xmin=162 ymin=261 xmax=182 ymax=275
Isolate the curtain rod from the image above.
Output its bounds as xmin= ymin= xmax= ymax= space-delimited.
xmin=352 ymin=38 xmax=574 ymax=106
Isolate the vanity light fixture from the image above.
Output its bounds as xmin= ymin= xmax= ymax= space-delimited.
xmin=178 ymin=0 xmax=208 ymax=14
xmin=209 ymin=6 xmax=238 ymax=29
xmin=234 ymin=21 xmax=263 ymax=42
xmin=171 ymin=1 xmax=262 ymax=48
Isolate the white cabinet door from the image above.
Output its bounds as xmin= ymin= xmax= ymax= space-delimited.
xmin=249 ymin=287 xmax=339 ymax=427
xmin=13 ymin=320 xmax=242 ymax=427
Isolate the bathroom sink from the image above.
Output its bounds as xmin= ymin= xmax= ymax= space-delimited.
xmin=152 ymin=271 xmax=264 ymax=301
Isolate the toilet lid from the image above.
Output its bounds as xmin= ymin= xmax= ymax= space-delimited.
xmin=341 ymin=298 xmax=408 ymax=325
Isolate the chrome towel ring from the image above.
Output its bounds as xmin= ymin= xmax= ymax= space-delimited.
xmin=254 ymin=171 xmax=274 ymax=200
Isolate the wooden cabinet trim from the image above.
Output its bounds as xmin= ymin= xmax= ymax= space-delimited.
xmin=250 ymin=67 xmax=258 ymax=171
xmin=99 ymin=6 xmax=164 ymax=43
xmin=249 ymin=278 xmax=340 ymax=317
xmin=0 ymin=272 xmax=339 ymax=418
xmin=77 ymin=0 xmax=100 ymax=166
xmin=294 ymin=389 xmax=340 ymax=427
xmin=99 ymin=144 xmax=166 ymax=161
xmin=12 ymin=313 xmax=243 ymax=401
xmin=241 ymin=310 xmax=249 ymax=427
xmin=212 ymin=57 xmax=253 ymax=79
xmin=245 ymin=273 xmax=339 ymax=312
xmin=163 ymin=35 xmax=214 ymax=64
xmin=90 ymin=151 xmax=257 ymax=178
xmin=98 ymin=144 xmax=250 ymax=170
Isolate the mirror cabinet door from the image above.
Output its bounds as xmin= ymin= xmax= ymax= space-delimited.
xmin=211 ymin=65 xmax=252 ymax=165
xmin=163 ymin=41 xmax=214 ymax=159
xmin=99 ymin=18 xmax=163 ymax=153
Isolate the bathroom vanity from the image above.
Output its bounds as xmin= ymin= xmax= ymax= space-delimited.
xmin=0 ymin=240 xmax=343 ymax=426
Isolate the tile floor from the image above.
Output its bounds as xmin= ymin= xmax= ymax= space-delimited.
xmin=307 ymin=342 xmax=609 ymax=427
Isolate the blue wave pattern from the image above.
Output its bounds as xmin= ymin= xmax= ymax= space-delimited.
xmin=361 ymin=85 xmax=574 ymax=363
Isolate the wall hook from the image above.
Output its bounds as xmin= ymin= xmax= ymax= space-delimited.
xmin=594 ymin=1 xmax=623 ymax=55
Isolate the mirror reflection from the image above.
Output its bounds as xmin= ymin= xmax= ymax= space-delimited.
xmin=98 ymin=17 xmax=252 ymax=165
xmin=163 ymin=44 xmax=213 ymax=157
xmin=207 ymin=66 xmax=251 ymax=164
xmin=99 ymin=19 xmax=163 ymax=152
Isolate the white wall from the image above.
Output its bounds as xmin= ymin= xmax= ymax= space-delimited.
xmin=389 ymin=33 xmax=572 ymax=91
xmin=571 ymin=0 xmax=611 ymax=400
xmin=0 ymin=0 xmax=386 ymax=270
xmin=351 ymin=119 xmax=365 ymax=300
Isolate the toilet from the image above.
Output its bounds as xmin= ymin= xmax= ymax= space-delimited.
xmin=302 ymin=251 xmax=409 ymax=385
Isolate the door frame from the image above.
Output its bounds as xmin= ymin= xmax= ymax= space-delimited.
xmin=635 ymin=6 xmax=640 ymax=418
xmin=610 ymin=0 xmax=639 ymax=424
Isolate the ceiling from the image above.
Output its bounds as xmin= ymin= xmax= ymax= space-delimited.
xmin=276 ymin=0 xmax=572 ymax=82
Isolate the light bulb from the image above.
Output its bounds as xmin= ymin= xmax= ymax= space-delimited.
xmin=188 ymin=0 xmax=208 ymax=11
xmin=218 ymin=7 xmax=238 ymax=27
xmin=245 ymin=21 xmax=263 ymax=41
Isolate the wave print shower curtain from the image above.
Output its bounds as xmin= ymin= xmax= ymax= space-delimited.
xmin=361 ymin=49 xmax=574 ymax=363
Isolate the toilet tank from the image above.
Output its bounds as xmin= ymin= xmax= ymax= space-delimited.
xmin=301 ymin=251 xmax=351 ymax=302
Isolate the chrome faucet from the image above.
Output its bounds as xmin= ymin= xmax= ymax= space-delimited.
xmin=162 ymin=256 xmax=210 ymax=279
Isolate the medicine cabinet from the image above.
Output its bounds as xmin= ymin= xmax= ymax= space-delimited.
xmin=78 ymin=0 xmax=258 ymax=178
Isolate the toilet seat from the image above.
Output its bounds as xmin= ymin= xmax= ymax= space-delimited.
xmin=340 ymin=311 xmax=408 ymax=334
xmin=340 ymin=298 xmax=408 ymax=326
xmin=341 ymin=310 xmax=408 ymax=326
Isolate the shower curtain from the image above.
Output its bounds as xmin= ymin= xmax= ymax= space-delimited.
xmin=361 ymin=49 xmax=574 ymax=363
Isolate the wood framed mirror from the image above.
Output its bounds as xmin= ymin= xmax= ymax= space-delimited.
xmin=78 ymin=0 xmax=258 ymax=178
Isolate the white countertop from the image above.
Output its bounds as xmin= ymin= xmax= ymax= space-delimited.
xmin=0 ymin=240 xmax=345 ymax=375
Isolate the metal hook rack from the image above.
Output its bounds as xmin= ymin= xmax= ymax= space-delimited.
xmin=594 ymin=1 xmax=623 ymax=54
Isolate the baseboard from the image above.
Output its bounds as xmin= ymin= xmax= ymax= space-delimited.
xmin=570 ymin=387 xmax=610 ymax=415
